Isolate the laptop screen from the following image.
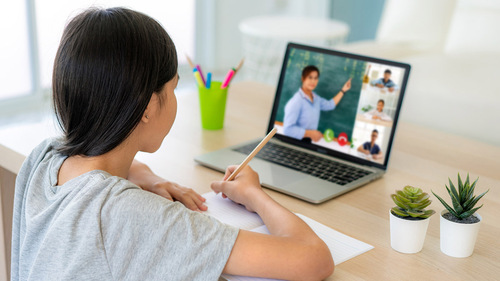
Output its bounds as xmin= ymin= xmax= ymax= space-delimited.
xmin=268 ymin=43 xmax=411 ymax=170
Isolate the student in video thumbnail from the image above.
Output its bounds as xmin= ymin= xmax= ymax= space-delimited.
xmin=357 ymin=129 xmax=383 ymax=160
xmin=283 ymin=65 xmax=352 ymax=142
xmin=364 ymin=99 xmax=392 ymax=121
xmin=370 ymin=69 xmax=398 ymax=92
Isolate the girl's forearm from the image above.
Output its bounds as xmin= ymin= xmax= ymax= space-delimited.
xmin=250 ymin=190 xmax=318 ymax=240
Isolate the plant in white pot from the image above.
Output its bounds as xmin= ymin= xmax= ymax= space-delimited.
xmin=390 ymin=186 xmax=435 ymax=254
xmin=432 ymin=173 xmax=489 ymax=258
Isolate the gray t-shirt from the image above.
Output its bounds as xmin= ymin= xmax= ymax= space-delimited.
xmin=11 ymin=138 xmax=239 ymax=280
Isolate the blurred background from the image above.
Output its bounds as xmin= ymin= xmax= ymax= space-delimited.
xmin=1 ymin=0 xmax=499 ymax=145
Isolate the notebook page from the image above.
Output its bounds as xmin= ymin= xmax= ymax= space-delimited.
xmin=202 ymin=192 xmax=264 ymax=230
xmin=295 ymin=213 xmax=374 ymax=264
xmin=222 ymin=214 xmax=374 ymax=281
xmin=244 ymin=214 xmax=374 ymax=265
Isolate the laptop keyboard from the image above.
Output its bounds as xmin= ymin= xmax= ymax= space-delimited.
xmin=233 ymin=142 xmax=373 ymax=186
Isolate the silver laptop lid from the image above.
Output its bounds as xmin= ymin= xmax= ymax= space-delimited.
xmin=267 ymin=43 xmax=411 ymax=171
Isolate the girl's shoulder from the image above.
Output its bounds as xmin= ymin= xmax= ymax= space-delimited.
xmin=17 ymin=137 xmax=64 ymax=187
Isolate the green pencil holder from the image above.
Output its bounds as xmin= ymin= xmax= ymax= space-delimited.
xmin=198 ymin=81 xmax=228 ymax=130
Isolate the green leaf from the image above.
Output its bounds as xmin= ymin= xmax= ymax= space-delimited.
xmin=448 ymin=179 xmax=460 ymax=206
xmin=449 ymin=178 xmax=460 ymax=199
xmin=396 ymin=191 xmax=410 ymax=203
xmin=462 ymin=173 xmax=470 ymax=201
xmin=457 ymin=172 xmax=463 ymax=190
xmin=407 ymin=210 xmax=424 ymax=218
xmin=418 ymin=198 xmax=432 ymax=209
xmin=454 ymin=200 xmax=464 ymax=215
xmin=420 ymin=210 xmax=436 ymax=219
xmin=463 ymin=190 xmax=489 ymax=211
xmin=391 ymin=207 xmax=408 ymax=217
xmin=446 ymin=184 xmax=462 ymax=212
xmin=407 ymin=202 xmax=420 ymax=209
xmin=391 ymin=194 xmax=409 ymax=209
xmin=462 ymin=195 xmax=476 ymax=210
xmin=416 ymin=193 xmax=429 ymax=202
xmin=459 ymin=205 xmax=483 ymax=219
xmin=402 ymin=187 xmax=412 ymax=196
xmin=432 ymin=191 xmax=459 ymax=218
xmin=464 ymin=173 xmax=470 ymax=189
xmin=462 ymin=183 xmax=472 ymax=203
xmin=465 ymin=177 xmax=479 ymax=202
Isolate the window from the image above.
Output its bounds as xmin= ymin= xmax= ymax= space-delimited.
xmin=0 ymin=0 xmax=194 ymax=106
xmin=0 ymin=0 xmax=33 ymax=101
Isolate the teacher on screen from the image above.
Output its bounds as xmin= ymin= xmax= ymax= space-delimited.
xmin=283 ymin=65 xmax=351 ymax=142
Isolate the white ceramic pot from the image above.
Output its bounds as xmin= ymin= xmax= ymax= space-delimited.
xmin=440 ymin=210 xmax=482 ymax=258
xmin=389 ymin=210 xmax=431 ymax=254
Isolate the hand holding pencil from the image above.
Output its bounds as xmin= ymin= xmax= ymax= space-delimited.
xmin=210 ymin=128 xmax=277 ymax=212
xmin=226 ymin=127 xmax=276 ymax=181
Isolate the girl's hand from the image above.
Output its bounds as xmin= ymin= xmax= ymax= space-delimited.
xmin=149 ymin=180 xmax=207 ymax=211
xmin=127 ymin=160 xmax=207 ymax=211
xmin=342 ymin=78 xmax=352 ymax=92
xmin=210 ymin=165 xmax=266 ymax=213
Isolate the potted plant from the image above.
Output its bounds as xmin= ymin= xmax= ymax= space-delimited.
xmin=390 ymin=185 xmax=435 ymax=253
xmin=432 ymin=173 xmax=489 ymax=258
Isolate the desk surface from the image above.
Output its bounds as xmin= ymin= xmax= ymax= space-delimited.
xmin=1 ymin=81 xmax=499 ymax=280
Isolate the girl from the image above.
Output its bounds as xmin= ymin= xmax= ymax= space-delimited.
xmin=11 ymin=7 xmax=333 ymax=281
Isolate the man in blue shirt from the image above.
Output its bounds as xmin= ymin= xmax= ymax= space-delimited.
xmin=283 ymin=65 xmax=351 ymax=142
xmin=357 ymin=129 xmax=383 ymax=160
xmin=370 ymin=69 xmax=398 ymax=92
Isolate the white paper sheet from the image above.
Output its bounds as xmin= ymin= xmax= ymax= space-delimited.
xmin=201 ymin=192 xmax=374 ymax=281
xmin=202 ymin=192 xmax=264 ymax=230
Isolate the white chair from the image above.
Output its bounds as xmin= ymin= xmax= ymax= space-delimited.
xmin=336 ymin=0 xmax=500 ymax=146
xmin=239 ymin=16 xmax=349 ymax=84
xmin=335 ymin=0 xmax=457 ymax=59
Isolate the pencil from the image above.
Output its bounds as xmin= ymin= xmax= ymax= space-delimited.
xmin=193 ymin=69 xmax=204 ymax=88
xmin=226 ymin=127 xmax=277 ymax=181
xmin=185 ymin=55 xmax=195 ymax=69
xmin=234 ymin=58 xmax=245 ymax=74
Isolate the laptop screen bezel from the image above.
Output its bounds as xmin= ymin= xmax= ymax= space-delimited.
xmin=266 ymin=42 xmax=411 ymax=171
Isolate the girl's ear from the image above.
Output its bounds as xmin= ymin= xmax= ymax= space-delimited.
xmin=141 ymin=94 xmax=155 ymax=123
xmin=142 ymin=93 xmax=158 ymax=123
xmin=141 ymin=111 xmax=150 ymax=123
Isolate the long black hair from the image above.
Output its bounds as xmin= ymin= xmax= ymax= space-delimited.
xmin=53 ymin=7 xmax=177 ymax=156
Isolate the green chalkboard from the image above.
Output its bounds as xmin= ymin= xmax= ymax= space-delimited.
xmin=275 ymin=47 xmax=365 ymax=141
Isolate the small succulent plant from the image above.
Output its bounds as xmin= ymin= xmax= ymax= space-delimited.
xmin=391 ymin=186 xmax=435 ymax=219
xmin=432 ymin=173 xmax=489 ymax=220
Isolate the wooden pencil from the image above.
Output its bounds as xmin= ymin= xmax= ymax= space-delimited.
xmin=185 ymin=54 xmax=195 ymax=69
xmin=226 ymin=127 xmax=277 ymax=181
xmin=233 ymin=58 xmax=245 ymax=74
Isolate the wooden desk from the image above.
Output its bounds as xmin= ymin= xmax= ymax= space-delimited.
xmin=1 ymin=81 xmax=499 ymax=280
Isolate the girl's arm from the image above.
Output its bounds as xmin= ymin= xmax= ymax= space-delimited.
xmin=212 ymin=166 xmax=334 ymax=281
xmin=127 ymin=160 xmax=207 ymax=211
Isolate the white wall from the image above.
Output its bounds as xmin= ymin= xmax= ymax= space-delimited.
xmin=195 ymin=0 xmax=330 ymax=73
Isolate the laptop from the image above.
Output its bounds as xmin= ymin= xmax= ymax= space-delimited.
xmin=195 ymin=43 xmax=411 ymax=204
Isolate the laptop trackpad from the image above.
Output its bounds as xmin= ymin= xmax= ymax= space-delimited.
xmin=251 ymin=159 xmax=345 ymax=203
